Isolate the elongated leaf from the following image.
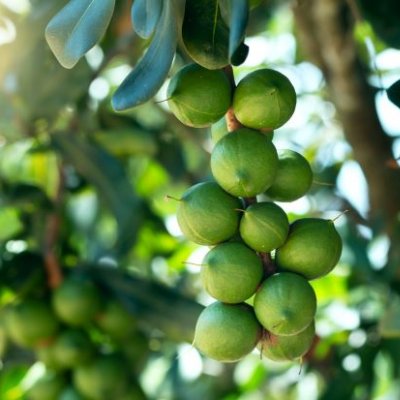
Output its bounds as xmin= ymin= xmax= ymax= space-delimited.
xmin=131 ymin=0 xmax=163 ymax=39
xmin=45 ymin=0 xmax=115 ymax=69
xmin=182 ymin=0 xmax=229 ymax=69
xmin=52 ymin=133 xmax=142 ymax=256
xmin=90 ymin=266 xmax=204 ymax=343
xmin=387 ymin=79 xmax=400 ymax=109
xmin=112 ymin=1 xmax=178 ymax=111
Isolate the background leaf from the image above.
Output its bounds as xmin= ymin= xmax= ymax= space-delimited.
xmin=112 ymin=0 xmax=178 ymax=111
xmin=131 ymin=0 xmax=163 ymax=39
xmin=182 ymin=0 xmax=230 ymax=69
xmin=91 ymin=266 xmax=204 ymax=343
xmin=52 ymin=133 xmax=142 ymax=256
xmin=45 ymin=0 xmax=116 ymax=68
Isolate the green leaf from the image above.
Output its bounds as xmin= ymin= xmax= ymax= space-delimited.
xmin=112 ymin=1 xmax=178 ymax=111
xmin=0 ymin=141 xmax=60 ymax=199
xmin=0 ymin=208 xmax=24 ymax=242
xmin=45 ymin=0 xmax=116 ymax=69
xmin=131 ymin=0 xmax=163 ymax=39
xmin=387 ymin=79 xmax=400 ymax=109
xmin=182 ymin=0 xmax=230 ymax=69
xmin=220 ymin=0 xmax=249 ymax=60
xmin=52 ymin=133 xmax=142 ymax=256
xmin=0 ymin=365 xmax=29 ymax=400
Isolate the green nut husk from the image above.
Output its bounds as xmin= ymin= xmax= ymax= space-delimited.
xmin=167 ymin=64 xmax=232 ymax=128
xmin=266 ymin=149 xmax=313 ymax=202
xmin=275 ymin=218 xmax=342 ymax=280
xmin=233 ymin=68 xmax=296 ymax=130
xmin=239 ymin=202 xmax=289 ymax=252
xmin=254 ymin=272 xmax=317 ymax=336
xmin=194 ymin=302 xmax=262 ymax=362
xmin=211 ymin=128 xmax=278 ymax=197
xmin=176 ymin=181 xmax=242 ymax=245
xmin=201 ymin=242 xmax=263 ymax=303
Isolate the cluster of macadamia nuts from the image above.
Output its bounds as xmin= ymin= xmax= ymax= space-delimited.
xmin=168 ymin=64 xmax=342 ymax=363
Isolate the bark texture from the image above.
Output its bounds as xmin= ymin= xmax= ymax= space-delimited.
xmin=293 ymin=0 xmax=400 ymax=233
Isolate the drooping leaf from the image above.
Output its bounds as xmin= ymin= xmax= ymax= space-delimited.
xmin=45 ymin=0 xmax=116 ymax=69
xmin=52 ymin=133 xmax=142 ymax=256
xmin=387 ymin=79 xmax=400 ymax=109
xmin=220 ymin=0 xmax=249 ymax=60
xmin=131 ymin=0 xmax=163 ymax=39
xmin=112 ymin=1 xmax=178 ymax=111
xmin=182 ymin=0 xmax=230 ymax=69
xmin=90 ymin=266 xmax=204 ymax=343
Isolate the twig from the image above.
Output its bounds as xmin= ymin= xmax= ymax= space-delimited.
xmin=223 ymin=65 xmax=243 ymax=132
xmin=258 ymin=252 xmax=277 ymax=278
xmin=43 ymin=161 xmax=64 ymax=289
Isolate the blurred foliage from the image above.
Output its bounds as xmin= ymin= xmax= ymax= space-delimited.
xmin=0 ymin=0 xmax=399 ymax=399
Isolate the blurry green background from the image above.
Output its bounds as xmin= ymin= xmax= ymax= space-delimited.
xmin=1 ymin=0 xmax=400 ymax=399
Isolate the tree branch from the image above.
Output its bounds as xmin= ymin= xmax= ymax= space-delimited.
xmin=293 ymin=0 xmax=400 ymax=233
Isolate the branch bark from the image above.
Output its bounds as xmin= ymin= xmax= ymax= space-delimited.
xmin=293 ymin=0 xmax=400 ymax=233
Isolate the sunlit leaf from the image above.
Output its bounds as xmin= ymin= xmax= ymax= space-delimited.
xmin=131 ymin=0 xmax=163 ymax=39
xmin=112 ymin=0 xmax=178 ymax=110
xmin=45 ymin=0 xmax=115 ymax=68
xmin=0 ymin=208 xmax=23 ymax=242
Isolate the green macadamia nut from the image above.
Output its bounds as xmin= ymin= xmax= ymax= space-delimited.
xmin=176 ymin=181 xmax=242 ymax=245
xmin=73 ymin=354 xmax=129 ymax=400
xmin=167 ymin=64 xmax=232 ymax=128
xmin=201 ymin=242 xmax=263 ymax=303
xmin=26 ymin=370 xmax=66 ymax=400
xmin=4 ymin=300 xmax=59 ymax=348
xmin=266 ymin=149 xmax=313 ymax=202
xmin=233 ymin=68 xmax=296 ymax=130
xmin=52 ymin=278 xmax=102 ymax=326
xmin=53 ymin=329 xmax=95 ymax=368
xmin=275 ymin=218 xmax=342 ymax=280
xmin=239 ymin=202 xmax=289 ymax=252
xmin=194 ymin=302 xmax=262 ymax=362
xmin=210 ymin=128 xmax=278 ymax=197
xmin=261 ymin=320 xmax=315 ymax=362
xmin=254 ymin=272 xmax=317 ymax=336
